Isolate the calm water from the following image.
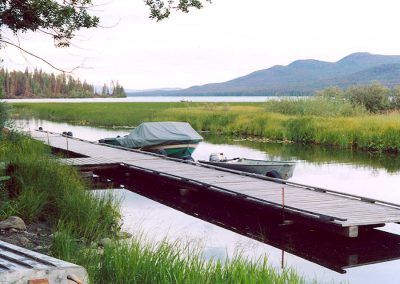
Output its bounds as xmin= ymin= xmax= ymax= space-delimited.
xmin=5 ymin=96 xmax=281 ymax=103
xmin=15 ymin=118 xmax=400 ymax=283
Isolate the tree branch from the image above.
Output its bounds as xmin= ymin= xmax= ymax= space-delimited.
xmin=0 ymin=39 xmax=74 ymax=73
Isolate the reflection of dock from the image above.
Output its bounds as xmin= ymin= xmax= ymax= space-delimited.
xmin=80 ymin=166 xmax=400 ymax=274
xmin=31 ymin=130 xmax=400 ymax=238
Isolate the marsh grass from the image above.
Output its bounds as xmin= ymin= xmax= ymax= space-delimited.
xmin=11 ymin=100 xmax=400 ymax=152
xmin=0 ymin=135 xmax=120 ymax=241
xmin=52 ymin=227 xmax=305 ymax=284
xmin=263 ymin=97 xmax=367 ymax=117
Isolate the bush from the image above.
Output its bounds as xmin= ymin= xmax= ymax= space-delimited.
xmin=345 ymin=83 xmax=390 ymax=113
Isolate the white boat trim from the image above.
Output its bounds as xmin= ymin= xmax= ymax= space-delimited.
xmin=146 ymin=143 xmax=199 ymax=150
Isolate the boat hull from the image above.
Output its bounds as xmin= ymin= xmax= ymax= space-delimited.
xmin=199 ymin=159 xmax=296 ymax=179
xmin=145 ymin=143 xmax=198 ymax=159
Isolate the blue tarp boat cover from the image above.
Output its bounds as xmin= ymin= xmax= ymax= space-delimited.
xmin=115 ymin=122 xmax=203 ymax=148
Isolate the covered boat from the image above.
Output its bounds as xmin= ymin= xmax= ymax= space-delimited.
xmin=99 ymin=122 xmax=203 ymax=159
xmin=199 ymin=153 xmax=296 ymax=179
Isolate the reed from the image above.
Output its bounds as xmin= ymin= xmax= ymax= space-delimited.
xmin=0 ymin=135 xmax=120 ymax=241
xmin=11 ymin=101 xmax=400 ymax=152
xmin=52 ymin=227 xmax=305 ymax=284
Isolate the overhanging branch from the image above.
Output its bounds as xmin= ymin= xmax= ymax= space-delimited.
xmin=0 ymin=39 xmax=76 ymax=73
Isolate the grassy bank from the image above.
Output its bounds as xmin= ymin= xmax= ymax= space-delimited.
xmin=0 ymin=133 xmax=306 ymax=283
xmin=12 ymin=100 xmax=400 ymax=153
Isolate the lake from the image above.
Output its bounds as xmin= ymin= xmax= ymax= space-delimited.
xmin=14 ymin=118 xmax=400 ymax=284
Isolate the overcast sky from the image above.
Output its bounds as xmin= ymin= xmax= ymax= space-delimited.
xmin=2 ymin=0 xmax=400 ymax=90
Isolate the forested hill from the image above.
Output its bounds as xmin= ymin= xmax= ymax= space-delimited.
xmin=130 ymin=52 xmax=400 ymax=96
xmin=0 ymin=68 xmax=126 ymax=98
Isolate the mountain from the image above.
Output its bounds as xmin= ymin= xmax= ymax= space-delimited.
xmin=137 ymin=52 xmax=400 ymax=96
xmin=126 ymin=88 xmax=182 ymax=95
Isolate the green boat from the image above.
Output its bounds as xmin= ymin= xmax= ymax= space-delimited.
xmin=99 ymin=122 xmax=203 ymax=159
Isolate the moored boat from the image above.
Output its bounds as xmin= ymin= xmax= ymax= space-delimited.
xmin=198 ymin=153 xmax=296 ymax=179
xmin=99 ymin=121 xmax=203 ymax=159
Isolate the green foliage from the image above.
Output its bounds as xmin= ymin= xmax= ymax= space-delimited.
xmin=345 ymin=83 xmax=390 ymax=113
xmin=264 ymin=96 xmax=366 ymax=117
xmin=0 ymin=68 xmax=126 ymax=98
xmin=52 ymin=228 xmax=304 ymax=284
xmin=317 ymin=83 xmax=400 ymax=113
xmin=0 ymin=100 xmax=7 ymax=130
xmin=0 ymin=0 xmax=99 ymax=47
xmin=0 ymin=135 xmax=120 ymax=240
xmin=285 ymin=117 xmax=317 ymax=143
xmin=145 ymin=0 xmax=212 ymax=21
xmin=12 ymin=101 xmax=400 ymax=153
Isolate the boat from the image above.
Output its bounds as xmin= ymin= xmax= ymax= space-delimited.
xmin=99 ymin=122 xmax=203 ymax=159
xmin=198 ymin=153 xmax=296 ymax=179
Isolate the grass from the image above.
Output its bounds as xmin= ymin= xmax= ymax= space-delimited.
xmin=0 ymin=132 xmax=307 ymax=283
xmin=0 ymin=134 xmax=121 ymax=241
xmin=11 ymin=100 xmax=400 ymax=153
xmin=52 ymin=229 xmax=304 ymax=284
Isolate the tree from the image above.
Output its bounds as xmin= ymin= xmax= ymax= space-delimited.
xmin=0 ymin=0 xmax=99 ymax=48
xmin=145 ymin=0 xmax=212 ymax=21
xmin=345 ymin=83 xmax=390 ymax=113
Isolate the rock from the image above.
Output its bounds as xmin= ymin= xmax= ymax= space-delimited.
xmin=0 ymin=216 xmax=27 ymax=231
xmin=16 ymin=235 xmax=30 ymax=246
xmin=99 ymin=237 xmax=112 ymax=247
xmin=1 ymin=128 xmax=10 ymax=134
xmin=116 ymin=231 xmax=133 ymax=240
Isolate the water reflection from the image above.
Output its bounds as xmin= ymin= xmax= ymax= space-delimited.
xmin=102 ymin=182 xmax=400 ymax=282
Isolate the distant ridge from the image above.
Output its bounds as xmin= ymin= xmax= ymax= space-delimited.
xmin=133 ymin=52 xmax=400 ymax=96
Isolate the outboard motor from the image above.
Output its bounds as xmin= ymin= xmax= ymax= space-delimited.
xmin=209 ymin=153 xmax=226 ymax=162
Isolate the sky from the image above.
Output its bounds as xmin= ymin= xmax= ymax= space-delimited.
xmin=2 ymin=0 xmax=400 ymax=90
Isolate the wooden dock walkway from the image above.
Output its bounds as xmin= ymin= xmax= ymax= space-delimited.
xmin=31 ymin=130 xmax=400 ymax=238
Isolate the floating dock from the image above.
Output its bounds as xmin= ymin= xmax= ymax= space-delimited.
xmin=0 ymin=241 xmax=87 ymax=284
xmin=31 ymin=130 xmax=400 ymax=238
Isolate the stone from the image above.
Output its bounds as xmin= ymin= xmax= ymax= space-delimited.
xmin=0 ymin=216 xmax=27 ymax=231
xmin=116 ymin=231 xmax=133 ymax=240
xmin=99 ymin=237 xmax=112 ymax=247
xmin=16 ymin=235 xmax=30 ymax=246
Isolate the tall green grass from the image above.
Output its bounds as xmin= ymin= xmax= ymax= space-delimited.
xmin=52 ymin=227 xmax=305 ymax=284
xmin=11 ymin=101 xmax=400 ymax=152
xmin=263 ymin=97 xmax=367 ymax=117
xmin=0 ymin=135 xmax=120 ymax=241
